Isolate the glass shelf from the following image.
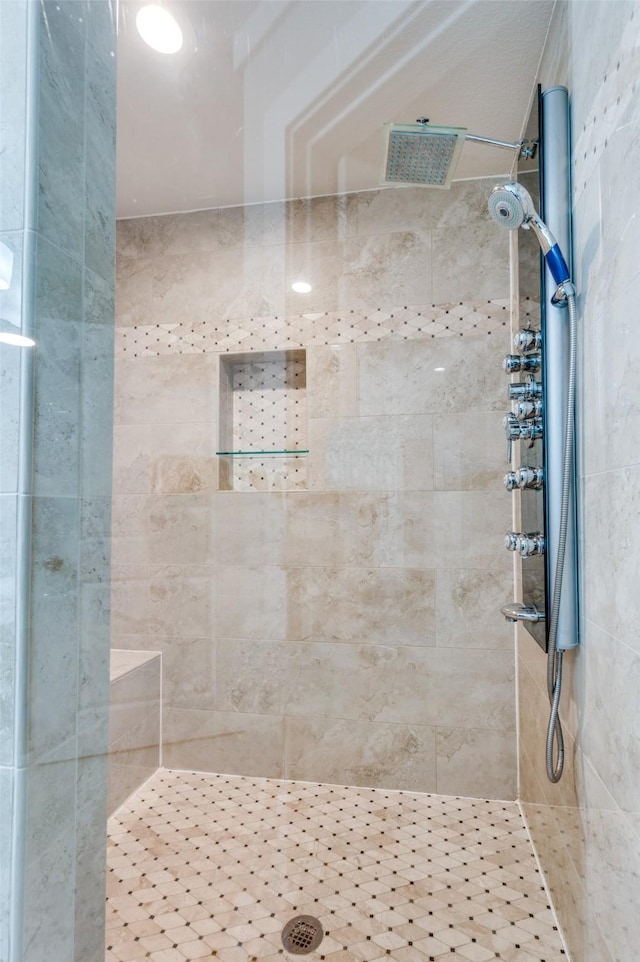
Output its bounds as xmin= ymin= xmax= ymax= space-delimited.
xmin=216 ymin=449 xmax=309 ymax=457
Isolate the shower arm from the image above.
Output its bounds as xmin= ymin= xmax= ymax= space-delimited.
xmin=464 ymin=133 xmax=530 ymax=155
xmin=414 ymin=119 xmax=536 ymax=159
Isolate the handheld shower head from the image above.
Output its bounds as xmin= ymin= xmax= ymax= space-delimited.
xmin=488 ymin=182 xmax=571 ymax=288
xmin=487 ymin=182 xmax=536 ymax=229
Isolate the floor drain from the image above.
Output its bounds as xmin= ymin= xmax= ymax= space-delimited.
xmin=281 ymin=915 xmax=324 ymax=954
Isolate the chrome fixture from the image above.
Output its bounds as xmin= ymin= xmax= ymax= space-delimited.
xmin=501 ymin=602 xmax=545 ymax=623
xmin=504 ymin=531 xmax=545 ymax=557
xmin=489 ymin=87 xmax=579 ymax=784
xmin=488 ymin=181 xmax=573 ymax=303
xmin=381 ymin=118 xmax=535 ymax=189
xmin=503 ymin=353 xmax=541 ymax=373
xmin=514 ymin=399 xmax=543 ymax=420
xmin=513 ymin=328 xmax=542 ymax=352
xmin=504 ymin=466 xmax=544 ymax=491
xmin=503 ymin=413 xmax=542 ymax=461
xmin=504 ymin=532 xmax=520 ymax=551
xmin=516 ymin=533 xmax=545 ymax=558
xmin=508 ymin=378 xmax=542 ymax=400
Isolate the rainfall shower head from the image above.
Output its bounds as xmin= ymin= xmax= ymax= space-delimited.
xmin=488 ymin=181 xmax=571 ymax=288
xmin=381 ymin=121 xmax=467 ymax=189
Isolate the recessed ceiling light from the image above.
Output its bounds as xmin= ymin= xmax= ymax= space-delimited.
xmin=136 ymin=4 xmax=183 ymax=54
xmin=434 ymin=366 xmax=446 ymax=372
xmin=0 ymin=332 xmax=35 ymax=347
xmin=291 ymin=281 xmax=312 ymax=294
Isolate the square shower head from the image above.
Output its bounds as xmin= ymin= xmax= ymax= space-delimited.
xmin=381 ymin=122 xmax=467 ymax=189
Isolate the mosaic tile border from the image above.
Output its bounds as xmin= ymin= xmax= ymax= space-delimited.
xmin=115 ymin=300 xmax=511 ymax=358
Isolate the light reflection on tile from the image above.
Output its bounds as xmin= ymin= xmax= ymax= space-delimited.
xmin=106 ymin=769 xmax=567 ymax=962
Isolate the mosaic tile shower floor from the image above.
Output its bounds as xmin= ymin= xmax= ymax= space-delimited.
xmin=106 ymin=770 xmax=567 ymax=962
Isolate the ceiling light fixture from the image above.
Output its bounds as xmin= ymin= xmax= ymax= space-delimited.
xmin=136 ymin=4 xmax=183 ymax=54
xmin=291 ymin=281 xmax=312 ymax=294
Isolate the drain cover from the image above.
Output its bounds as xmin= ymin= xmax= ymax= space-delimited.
xmin=281 ymin=915 xmax=324 ymax=954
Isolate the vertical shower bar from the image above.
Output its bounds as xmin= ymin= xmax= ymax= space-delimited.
xmin=541 ymin=86 xmax=579 ymax=650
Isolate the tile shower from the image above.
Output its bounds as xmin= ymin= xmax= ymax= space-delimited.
xmin=3 ymin=2 xmax=637 ymax=961
xmin=104 ymin=178 xmax=568 ymax=961
xmin=111 ymin=179 xmax=516 ymax=799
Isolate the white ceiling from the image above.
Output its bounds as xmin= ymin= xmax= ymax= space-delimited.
xmin=116 ymin=0 xmax=554 ymax=218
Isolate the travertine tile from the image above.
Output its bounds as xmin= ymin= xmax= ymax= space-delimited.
xmin=110 ymin=565 xmax=150 ymax=636
xmin=218 ymin=201 xmax=287 ymax=249
xmin=212 ymin=565 xmax=287 ymax=641
xmin=581 ymin=466 xmax=640 ymax=653
xmin=148 ymin=495 xmax=213 ymax=565
xmin=285 ymin=717 xmax=437 ymax=791
xmin=357 ymin=491 xmax=510 ymax=570
xmin=112 ymin=423 xmax=216 ymax=496
xmin=436 ymin=568 xmax=514 ymax=649
xmin=308 ymin=415 xmax=434 ymax=492
xmin=115 ymin=300 xmax=512 ymax=358
xmin=433 ymin=412 xmax=506 ymax=490
xmin=113 ymin=187 xmax=517 ymax=824
xmin=357 ymin=336 xmax=507 ymax=417
xmin=110 ymin=493 xmax=149 ymax=565
xmin=208 ymin=492 xmax=287 ymax=566
xmin=108 ymin=710 xmax=160 ymax=815
xmin=109 ymin=655 xmax=160 ymax=744
xmin=114 ymin=354 xmax=216 ymax=425
xmin=580 ymin=619 xmax=640 ymax=819
xmin=153 ymin=636 xmax=215 ymax=711
xmin=307 ymin=344 xmax=358 ymax=419
xmin=150 ymin=245 xmax=286 ymax=323
xmin=215 ymin=639 xmax=514 ymax=733
xmin=286 ymin=194 xmax=357 ymax=244
xmin=106 ymin=769 xmax=567 ymax=962
xmin=432 ymin=217 xmax=509 ymax=303
xmin=283 ymin=492 xmax=360 ymax=566
xmin=435 ymin=728 xmax=516 ymax=799
xmin=286 ymin=566 xmax=436 ymax=646
xmin=161 ymin=711 xmax=285 ymax=776
xmin=117 ymin=210 xmax=219 ymax=260
xmin=148 ymin=565 xmax=214 ymax=639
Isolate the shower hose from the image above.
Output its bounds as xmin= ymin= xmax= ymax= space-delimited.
xmin=545 ymin=287 xmax=577 ymax=783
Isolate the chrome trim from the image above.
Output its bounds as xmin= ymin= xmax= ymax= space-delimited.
xmin=464 ymin=133 xmax=526 ymax=152
xmin=501 ymin=602 xmax=546 ymax=623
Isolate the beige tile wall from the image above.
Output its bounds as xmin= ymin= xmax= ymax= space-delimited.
xmin=108 ymin=651 xmax=161 ymax=815
xmin=112 ymin=179 xmax=516 ymax=797
xmin=515 ymin=4 xmax=640 ymax=961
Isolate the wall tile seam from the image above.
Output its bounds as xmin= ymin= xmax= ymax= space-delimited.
xmin=110 ymin=415 xmax=503 ymax=425
xmin=114 ymin=561 xmax=433 ymax=569
xmin=115 ymin=225 xmax=501 ymax=253
xmin=581 ymin=615 xmax=640 ymax=656
xmin=164 ymin=705 xmax=514 ymax=731
xmin=517 ymin=655 xmax=576 ymax=730
xmin=205 ymin=638 xmax=515 ymax=660
xmin=111 ymin=484 xmax=508 ymax=495
xmin=578 ymin=460 xmax=640 ymax=482
xmin=576 ymin=735 xmax=640 ymax=838
xmin=191 ymin=637 xmax=508 ymax=651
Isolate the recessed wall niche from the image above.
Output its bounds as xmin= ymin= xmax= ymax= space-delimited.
xmin=217 ymin=349 xmax=308 ymax=491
